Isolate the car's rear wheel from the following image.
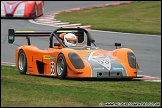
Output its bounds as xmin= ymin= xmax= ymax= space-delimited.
xmin=18 ymin=50 xmax=27 ymax=74
xmin=56 ymin=54 xmax=67 ymax=79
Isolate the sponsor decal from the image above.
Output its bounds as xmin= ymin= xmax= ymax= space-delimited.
xmin=50 ymin=56 xmax=55 ymax=60
xmin=93 ymin=67 xmax=105 ymax=70
xmin=16 ymin=10 xmax=23 ymax=14
xmin=9 ymin=36 xmax=14 ymax=40
xmin=43 ymin=55 xmax=50 ymax=60
xmin=112 ymin=67 xmax=124 ymax=70
xmin=43 ymin=55 xmax=55 ymax=60
xmin=16 ymin=30 xmax=34 ymax=32
xmin=57 ymin=30 xmax=72 ymax=33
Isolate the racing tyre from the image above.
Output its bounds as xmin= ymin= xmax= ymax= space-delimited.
xmin=56 ymin=54 xmax=67 ymax=79
xmin=18 ymin=50 xmax=27 ymax=74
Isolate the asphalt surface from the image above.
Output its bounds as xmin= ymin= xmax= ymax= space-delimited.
xmin=1 ymin=1 xmax=161 ymax=78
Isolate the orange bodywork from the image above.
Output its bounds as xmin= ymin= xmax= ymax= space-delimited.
xmin=15 ymin=46 xmax=93 ymax=78
xmin=112 ymin=48 xmax=138 ymax=77
xmin=15 ymin=45 xmax=138 ymax=78
xmin=10 ymin=27 xmax=139 ymax=79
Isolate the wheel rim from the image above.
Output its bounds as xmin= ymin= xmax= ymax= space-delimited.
xmin=19 ymin=53 xmax=26 ymax=70
xmin=57 ymin=57 xmax=64 ymax=76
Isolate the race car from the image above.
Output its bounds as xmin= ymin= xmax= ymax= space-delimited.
xmin=1 ymin=1 xmax=44 ymax=18
xmin=8 ymin=27 xmax=141 ymax=79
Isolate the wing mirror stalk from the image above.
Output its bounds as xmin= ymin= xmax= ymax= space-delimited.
xmin=115 ymin=43 xmax=121 ymax=49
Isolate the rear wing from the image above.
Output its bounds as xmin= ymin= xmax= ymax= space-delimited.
xmin=8 ymin=27 xmax=95 ymax=48
xmin=8 ymin=29 xmax=51 ymax=44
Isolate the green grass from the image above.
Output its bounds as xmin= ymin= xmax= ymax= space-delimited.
xmin=55 ymin=1 xmax=161 ymax=35
xmin=1 ymin=65 xmax=161 ymax=107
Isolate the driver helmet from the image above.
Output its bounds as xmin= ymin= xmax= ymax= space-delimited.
xmin=64 ymin=33 xmax=77 ymax=47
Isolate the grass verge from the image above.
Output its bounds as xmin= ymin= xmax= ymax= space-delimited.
xmin=55 ymin=1 xmax=161 ymax=35
xmin=1 ymin=65 xmax=161 ymax=107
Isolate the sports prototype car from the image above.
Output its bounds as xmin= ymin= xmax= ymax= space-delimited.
xmin=8 ymin=27 xmax=141 ymax=79
xmin=1 ymin=1 xmax=44 ymax=18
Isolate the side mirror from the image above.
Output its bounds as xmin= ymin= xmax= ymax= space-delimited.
xmin=115 ymin=43 xmax=121 ymax=49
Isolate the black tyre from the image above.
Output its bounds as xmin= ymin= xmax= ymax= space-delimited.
xmin=56 ymin=54 xmax=67 ymax=79
xmin=18 ymin=50 xmax=27 ymax=74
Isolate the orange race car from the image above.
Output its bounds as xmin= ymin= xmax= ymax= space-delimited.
xmin=8 ymin=27 xmax=141 ymax=79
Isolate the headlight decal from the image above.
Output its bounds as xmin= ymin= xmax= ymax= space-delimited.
xmin=68 ymin=52 xmax=84 ymax=69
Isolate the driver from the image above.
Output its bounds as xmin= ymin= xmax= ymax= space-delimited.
xmin=63 ymin=33 xmax=77 ymax=47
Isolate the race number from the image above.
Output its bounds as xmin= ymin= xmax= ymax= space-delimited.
xmin=50 ymin=62 xmax=55 ymax=75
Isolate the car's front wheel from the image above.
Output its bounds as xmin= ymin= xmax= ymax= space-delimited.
xmin=18 ymin=50 xmax=27 ymax=74
xmin=56 ymin=54 xmax=67 ymax=79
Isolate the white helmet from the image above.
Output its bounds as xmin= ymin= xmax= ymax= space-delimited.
xmin=64 ymin=33 xmax=77 ymax=47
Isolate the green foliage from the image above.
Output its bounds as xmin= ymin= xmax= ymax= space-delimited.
xmin=55 ymin=1 xmax=161 ymax=35
xmin=1 ymin=65 xmax=161 ymax=107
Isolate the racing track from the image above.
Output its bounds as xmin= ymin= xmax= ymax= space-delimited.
xmin=1 ymin=1 xmax=161 ymax=80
